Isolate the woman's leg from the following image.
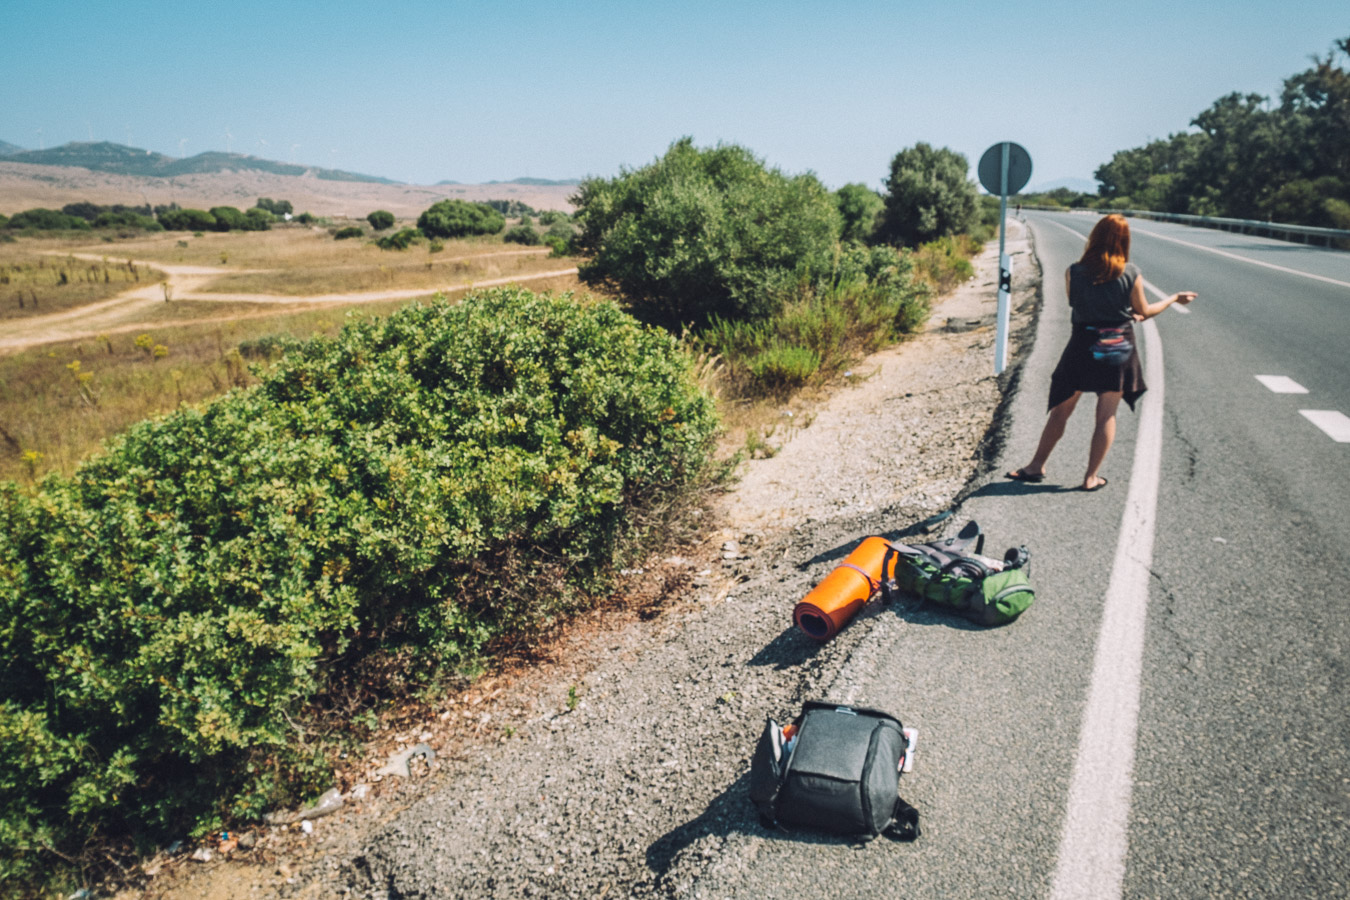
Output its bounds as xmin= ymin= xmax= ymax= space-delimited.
xmin=1010 ymin=391 xmax=1081 ymax=478
xmin=1083 ymin=391 xmax=1123 ymax=489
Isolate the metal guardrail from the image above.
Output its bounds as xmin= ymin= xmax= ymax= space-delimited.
xmin=1021 ymin=206 xmax=1350 ymax=248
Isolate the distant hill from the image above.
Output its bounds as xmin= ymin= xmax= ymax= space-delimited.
xmin=1026 ymin=177 xmax=1098 ymax=195
xmin=0 ymin=140 xmax=24 ymax=156
xmin=485 ymin=177 xmax=581 ymax=186
xmin=3 ymin=141 xmax=401 ymax=185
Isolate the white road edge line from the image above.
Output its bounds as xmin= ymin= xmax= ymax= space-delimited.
xmin=1299 ymin=410 xmax=1350 ymax=443
xmin=1049 ymin=313 xmax=1166 ymax=896
xmin=1131 ymin=226 xmax=1350 ymax=291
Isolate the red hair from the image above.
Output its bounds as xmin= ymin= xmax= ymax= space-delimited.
xmin=1080 ymin=214 xmax=1131 ymax=283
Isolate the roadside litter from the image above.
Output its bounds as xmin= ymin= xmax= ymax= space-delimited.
xmin=374 ymin=742 xmax=437 ymax=779
xmin=750 ymin=700 xmax=920 ymax=841
xmin=793 ymin=520 xmax=1034 ymax=640
xmin=263 ymin=786 xmax=344 ymax=825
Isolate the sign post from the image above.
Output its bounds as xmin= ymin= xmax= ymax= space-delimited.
xmin=977 ymin=142 xmax=1032 ymax=374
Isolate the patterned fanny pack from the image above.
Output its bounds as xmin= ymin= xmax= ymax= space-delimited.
xmin=1085 ymin=325 xmax=1133 ymax=365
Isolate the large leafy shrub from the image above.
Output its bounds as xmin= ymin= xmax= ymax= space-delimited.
xmin=0 ymin=288 xmax=715 ymax=888
xmin=417 ymin=199 xmax=505 ymax=239
xmin=878 ymin=143 xmax=979 ymax=247
xmin=367 ymin=209 xmax=395 ymax=230
xmin=571 ymin=137 xmax=842 ymax=330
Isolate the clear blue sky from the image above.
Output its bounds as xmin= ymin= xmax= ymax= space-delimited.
xmin=6 ymin=0 xmax=1347 ymax=191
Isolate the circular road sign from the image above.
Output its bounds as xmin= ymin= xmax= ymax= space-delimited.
xmin=978 ymin=142 xmax=1032 ymax=195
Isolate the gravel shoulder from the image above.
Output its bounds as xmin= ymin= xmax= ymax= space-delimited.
xmin=131 ymin=221 xmax=1042 ymax=899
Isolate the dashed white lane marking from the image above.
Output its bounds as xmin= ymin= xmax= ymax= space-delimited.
xmin=1255 ymin=375 xmax=1310 ymax=394
xmin=1300 ymin=410 xmax=1350 ymax=442
xmin=1131 ymin=226 xmax=1350 ymax=291
xmin=1049 ymin=315 xmax=1166 ymax=900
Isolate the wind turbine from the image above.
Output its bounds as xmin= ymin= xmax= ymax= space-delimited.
xmin=35 ymin=128 xmax=43 ymax=150
xmin=289 ymin=143 xmax=301 ymax=164
xmin=178 ymin=137 xmax=188 ymax=158
xmin=225 ymin=128 xmax=233 ymax=153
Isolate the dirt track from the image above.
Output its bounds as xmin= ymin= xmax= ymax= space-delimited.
xmin=0 ymin=252 xmax=580 ymax=353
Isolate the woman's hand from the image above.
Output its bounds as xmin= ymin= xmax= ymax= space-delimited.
xmin=1174 ymin=291 xmax=1197 ymax=305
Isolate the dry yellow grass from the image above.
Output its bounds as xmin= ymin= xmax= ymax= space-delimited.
xmin=0 ymin=237 xmax=166 ymax=319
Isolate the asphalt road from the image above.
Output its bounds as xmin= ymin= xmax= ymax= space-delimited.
xmin=691 ymin=212 xmax=1350 ymax=899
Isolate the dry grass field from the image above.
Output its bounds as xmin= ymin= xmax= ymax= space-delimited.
xmin=0 ymin=241 xmax=166 ymax=319
xmin=0 ymin=224 xmax=585 ymax=483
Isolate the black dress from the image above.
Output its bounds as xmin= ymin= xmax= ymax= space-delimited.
xmin=1047 ymin=262 xmax=1147 ymax=411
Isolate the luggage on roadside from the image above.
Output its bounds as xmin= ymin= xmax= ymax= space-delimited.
xmin=749 ymin=701 xmax=920 ymax=841
xmin=881 ymin=520 xmax=1034 ymax=626
xmin=792 ymin=536 xmax=890 ymax=641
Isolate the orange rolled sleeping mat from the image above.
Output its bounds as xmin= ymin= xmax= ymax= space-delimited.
xmin=793 ymin=536 xmax=890 ymax=641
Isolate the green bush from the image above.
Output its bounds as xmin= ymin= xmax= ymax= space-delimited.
xmin=746 ymin=343 xmax=821 ymax=392
xmin=417 ymin=200 xmax=505 ymax=239
xmin=910 ymin=234 xmax=978 ymax=294
xmin=703 ymin=244 xmax=928 ymax=396
xmin=165 ymin=209 xmax=216 ymax=233
xmin=94 ymin=210 xmax=163 ymax=231
xmin=835 ymin=183 xmax=884 ymax=244
xmin=333 ymin=225 xmax=365 ymax=240
xmin=376 ymin=227 xmax=421 ymax=250
xmin=0 ymin=289 xmax=716 ymax=890
xmin=571 ymin=137 xmax=842 ymax=330
xmin=5 ymin=208 xmax=91 ymax=231
xmin=208 ymin=206 xmax=248 ymax=232
xmin=158 ymin=208 xmax=217 ymax=232
xmin=367 ymin=210 xmax=395 ymax=231
xmin=878 ymin=143 xmax=979 ymax=247
xmin=503 ymin=223 xmax=542 ymax=245
xmin=255 ymin=198 xmax=293 ymax=217
xmin=242 ymin=208 xmax=275 ymax=231
xmin=539 ymin=210 xmax=568 ymax=226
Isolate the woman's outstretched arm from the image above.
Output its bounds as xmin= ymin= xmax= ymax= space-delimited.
xmin=1131 ymin=277 xmax=1196 ymax=319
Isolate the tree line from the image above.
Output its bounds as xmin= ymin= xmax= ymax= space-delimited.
xmin=1031 ymin=36 xmax=1350 ymax=229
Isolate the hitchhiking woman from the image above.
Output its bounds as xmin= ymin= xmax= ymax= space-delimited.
xmin=1006 ymin=214 xmax=1195 ymax=491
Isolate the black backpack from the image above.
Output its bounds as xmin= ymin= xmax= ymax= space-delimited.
xmin=749 ymin=701 xmax=920 ymax=841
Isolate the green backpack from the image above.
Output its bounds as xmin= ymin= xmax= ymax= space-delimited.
xmin=881 ymin=521 xmax=1034 ymax=626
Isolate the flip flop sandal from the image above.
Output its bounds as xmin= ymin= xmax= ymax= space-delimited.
xmin=1005 ymin=469 xmax=1045 ymax=483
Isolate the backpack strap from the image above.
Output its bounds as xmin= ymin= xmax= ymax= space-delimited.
xmin=884 ymin=797 xmax=921 ymax=841
xmin=837 ymin=562 xmax=879 ymax=594
xmin=931 ymin=519 xmax=984 ymax=556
